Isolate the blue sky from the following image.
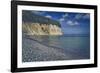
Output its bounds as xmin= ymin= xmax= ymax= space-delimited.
xmin=31 ymin=10 xmax=90 ymax=35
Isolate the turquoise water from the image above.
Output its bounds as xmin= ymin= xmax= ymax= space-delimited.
xmin=48 ymin=36 xmax=90 ymax=58
xmin=32 ymin=35 xmax=90 ymax=59
xmin=22 ymin=35 xmax=90 ymax=62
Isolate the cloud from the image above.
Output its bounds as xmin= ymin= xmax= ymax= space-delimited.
xmin=63 ymin=13 xmax=68 ymax=18
xmin=45 ymin=15 xmax=52 ymax=19
xmin=75 ymin=14 xmax=83 ymax=19
xmin=66 ymin=20 xmax=79 ymax=26
xmin=83 ymin=14 xmax=90 ymax=19
xmin=67 ymin=20 xmax=73 ymax=25
xmin=59 ymin=13 xmax=68 ymax=22
xmin=59 ymin=18 xmax=64 ymax=22
xmin=75 ymin=13 xmax=90 ymax=20
xmin=32 ymin=11 xmax=45 ymax=15
xmin=74 ymin=21 xmax=79 ymax=25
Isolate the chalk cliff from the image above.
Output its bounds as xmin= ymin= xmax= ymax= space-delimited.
xmin=23 ymin=23 xmax=63 ymax=35
xmin=22 ymin=10 xmax=63 ymax=35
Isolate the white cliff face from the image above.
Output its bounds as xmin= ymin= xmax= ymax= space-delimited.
xmin=23 ymin=23 xmax=63 ymax=35
xmin=49 ymin=24 xmax=62 ymax=35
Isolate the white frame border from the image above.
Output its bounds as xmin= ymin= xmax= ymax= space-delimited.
xmin=17 ymin=5 xmax=94 ymax=68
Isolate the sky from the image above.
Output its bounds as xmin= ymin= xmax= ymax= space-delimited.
xmin=31 ymin=10 xmax=90 ymax=35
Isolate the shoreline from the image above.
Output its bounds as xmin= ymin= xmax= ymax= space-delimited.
xmin=22 ymin=34 xmax=90 ymax=62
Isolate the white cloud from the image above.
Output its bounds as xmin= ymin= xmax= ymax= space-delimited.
xmin=75 ymin=14 xmax=90 ymax=19
xmin=67 ymin=20 xmax=74 ymax=26
xmin=75 ymin=14 xmax=82 ymax=19
xmin=45 ymin=15 xmax=52 ymax=19
xmin=83 ymin=14 xmax=90 ymax=19
xmin=74 ymin=21 xmax=79 ymax=25
xmin=59 ymin=18 xmax=64 ymax=22
xmin=66 ymin=20 xmax=79 ymax=26
xmin=59 ymin=13 xmax=68 ymax=22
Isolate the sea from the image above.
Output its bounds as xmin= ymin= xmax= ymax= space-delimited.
xmin=28 ymin=34 xmax=90 ymax=59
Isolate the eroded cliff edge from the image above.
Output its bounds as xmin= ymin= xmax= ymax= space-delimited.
xmin=22 ymin=10 xmax=63 ymax=35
